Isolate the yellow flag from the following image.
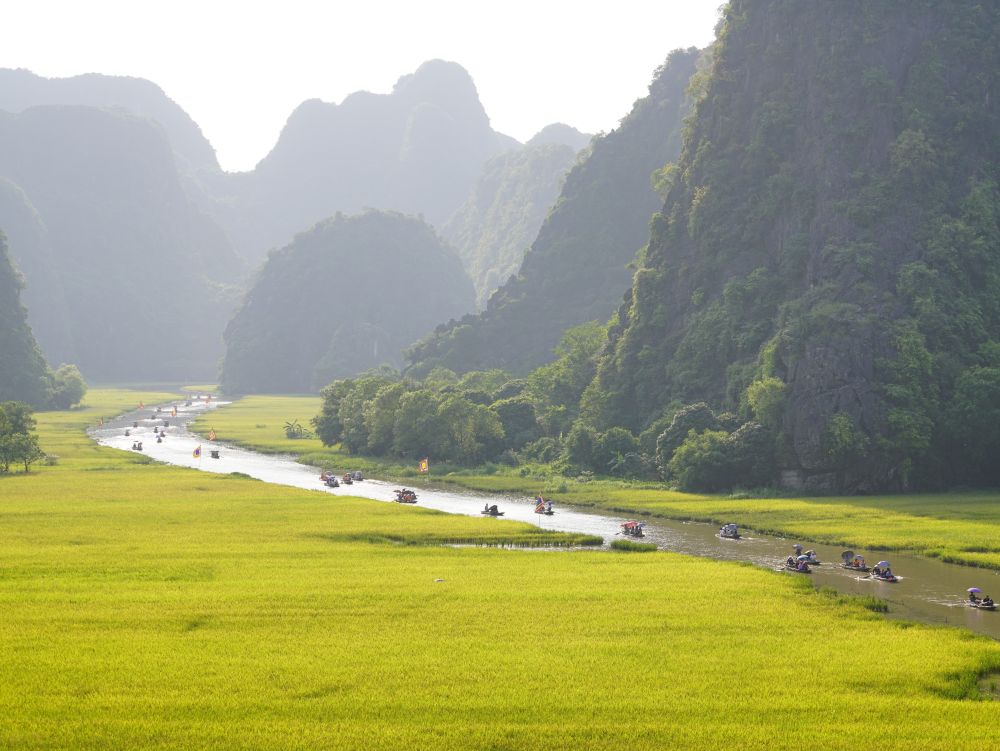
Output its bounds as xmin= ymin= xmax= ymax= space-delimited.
xmin=418 ymin=458 xmax=429 ymax=474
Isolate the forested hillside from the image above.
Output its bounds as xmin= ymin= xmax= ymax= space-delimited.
xmin=443 ymin=124 xmax=589 ymax=306
xmin=0 ymin=232 xmax=50 ymax=405
xmin=0 ymin=106 xmax=242 ymax=381
xmin=589 ymin=0 xmax=1000 ymax=491
xmin=221 ymin=211 xmax=475 ymax=394
xmin=212 ymin=60 xmax=518 ymax=262
xmin=405 ymin=48 xmax=701 ymax=376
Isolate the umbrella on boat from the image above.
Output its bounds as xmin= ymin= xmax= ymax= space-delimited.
xmin=968 ymin=587 xmax=982 ymax=594
xmin=876 ymin=561 xmax=891 ymax=567
xmin=797 ymin=555 xmax=810 ymax=561
xmin=841 ymin=550 xmax=855 ymax=561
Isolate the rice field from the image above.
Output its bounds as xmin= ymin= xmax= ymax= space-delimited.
xmin=200 ymin=396 xmax=1000 ymax=570
xmin=5 ymin=391 xmax=999 ymax=748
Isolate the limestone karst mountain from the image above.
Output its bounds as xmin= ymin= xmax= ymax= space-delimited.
xmin=406 ymin=48 xmax=701 ymax=376
xmin=221 ymin=211 xmax=475 ymax=394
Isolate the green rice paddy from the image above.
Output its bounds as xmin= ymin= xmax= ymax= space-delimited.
xmin=3 ymin=390 xmax=999 ymax=748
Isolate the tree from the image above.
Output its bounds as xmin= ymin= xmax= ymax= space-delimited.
xmin=313 ymin=380 xmax=353 ymax=446
xmin=438 ymin=395 xmax=505 ymax=464
xmin=595 ymin=427 xmax=640 ymax=476
xmin=668 ymin=429 xmax=734 ymax=492
xmin=0 ymin=401 xmax=43 ymax=473
xmin=392 ymin=390 xmax=446 ymax=459
xmin=744 ymin=377 xmax=785 ymax=430
xmin=489 ymin=396 xmax=540 ymax=450
xmin=363 ymin=382 xmax=408 ymax=454
xmin=655 ymin=403 xmax=719 ymax=476
xmin=47 ymin=364 xmax=87 ymax=409
xmin=561 ymin=421 xmax=599 ymax=474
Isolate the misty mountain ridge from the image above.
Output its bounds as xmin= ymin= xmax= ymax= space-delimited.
xmin=0 ymin=104 xmax=243 ymax=381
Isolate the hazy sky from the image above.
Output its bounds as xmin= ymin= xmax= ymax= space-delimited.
xmin=0 ymin=1 xmax=721 ymax=172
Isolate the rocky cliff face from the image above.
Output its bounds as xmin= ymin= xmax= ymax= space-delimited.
xmin=443 ymin=124 xmax=589 ymax=307
xmin=591 ymin=0 xmax=1000 ymax=491
xmin=221 ymin=211 xmax=475 ymax=394
xmin=406 ymin=49 xmax=701 ymax=376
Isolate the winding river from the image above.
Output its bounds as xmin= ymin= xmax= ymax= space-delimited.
xmin=90 ymin=400 xmax=1000 ymax=641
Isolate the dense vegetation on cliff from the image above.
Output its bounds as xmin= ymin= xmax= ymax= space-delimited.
xmin=405 ymin=48 xmax=701 ymax=377
xmin=587 ymin=0 xmax=1000 ymax=491
xmin=443 ymin=124 xmax=589 ymax=307
xmin=0 ymin=232 xmax=50 ymax=405
xmin=317 ymin=2 xmax=1000 ymax=496
xmin=0 ymin=232 xmax=86 ymax=409
xmin=221 ymin=211 xmax=474 ymax=394
xmin=0 ymin=106 xmax=242 ymax=382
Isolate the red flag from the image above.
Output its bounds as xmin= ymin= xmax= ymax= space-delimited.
xmin=138 ymin=400 xmax=144 ymax=409
xmin=208 ymin=429 xmax=217 ymax=441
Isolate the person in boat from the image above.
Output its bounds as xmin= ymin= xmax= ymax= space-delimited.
xmin=983 ymin=595 xmax=995 ymax=607
xmin=484 ymin=503 xmax=490 ymax=513
xmin=786 ymin=556 xmax=796 ymax=567
xmin=489 ymin=504 xmax=499 ymax=515
xmin=883 ymin=567 xmax=893 ymax=579
xmin=969 ymin=591 xmax=981 ymax=604
xmin=546 ymin=500 xmax=553 ymax=513
xmin=871 ymin=566 xmax=881 ymax=577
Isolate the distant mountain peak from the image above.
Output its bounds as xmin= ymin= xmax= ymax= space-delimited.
xmin=527 ymin=123 xmax=592 ymax=152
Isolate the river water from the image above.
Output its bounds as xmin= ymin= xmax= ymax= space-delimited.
xmin=89 ymin=400 xmax=1000 ymax=641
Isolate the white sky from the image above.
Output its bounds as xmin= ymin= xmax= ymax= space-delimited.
xmin=0 ymin=1 xmax=721 ymax=172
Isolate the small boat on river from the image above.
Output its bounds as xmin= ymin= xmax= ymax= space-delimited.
xmin=784 ymin=556 xmax=811 ymax=573
xmin=967 ymin=588 xmax=996 ymax=610
xmin=394 ymin=489 xmax=418 ymax=503
xmin=351 ymin=470 xmax=364 ymax=481
xmin=793 ymin=544 xmax=821 ymax=565
xmin=342 ymin=474 xmax=353 ymax=485
xmin=534 ymin=496 xmax=554 ymax=515
xmin=869 ymin=561 xmax=898 ymax=582
xmin=718 ymin=523 xmax=740 ymax=540
xmin=620 ymin=521 xmax=645 ymax=538
xmin=481 ymin=504 xmax=504 ymax=517
xmin=840 ymin=551 xmax=870 ymax=572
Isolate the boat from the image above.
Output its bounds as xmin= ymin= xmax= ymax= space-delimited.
xmin=793 ymin=544 xmax=821 ymax=565
xmin=869 ymin=562 xmax=898 ymax=582
xmin=533 ymin=497 xmax=554 ymax=515
xmin=394 ymin=489 xmax=418 ymax=503
xmin=783 ymin=557 xmax=811 ymax=573
xmin=351 ymin=470 xmax=364 ymax=481
xmin=620 ymin=521 xmax=645 ymax=538
xmin=481 ymin=505 xmax=504 ymax=517
xmin=968 ymin=600 xmax=997 ymax=611
xmin=966 ymin=588 xmax=995 ymax=610
xmin=324 ymin=476 xmax=339 ymax=488
xmin=718 ymin=523 xmax=740 ymax=540
xmin=840 ymin=550 xmax=870 ymax=572
xmin=341 ymin=474 xmax=353 ymax=485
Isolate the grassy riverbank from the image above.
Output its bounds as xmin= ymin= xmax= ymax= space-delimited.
xmin=6 ymin=390 xmax=998 ymax=748
xmin=197 ymin=396 xmax=1000 ymax=570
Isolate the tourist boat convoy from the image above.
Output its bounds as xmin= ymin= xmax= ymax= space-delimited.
xmin=119 ymin=410 xmax=992 ymax=613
